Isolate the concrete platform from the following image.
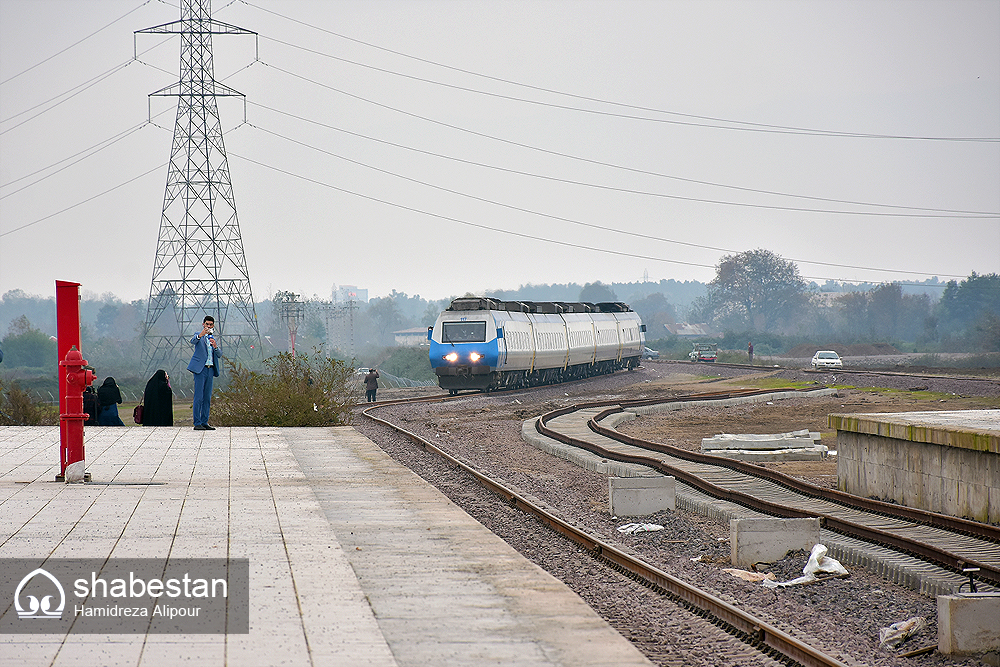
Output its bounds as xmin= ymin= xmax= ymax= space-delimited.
xmin=0 ymin=426 xmax=652 ymax=667
xmin=831 ymin=409 xmax=1000 ymax=523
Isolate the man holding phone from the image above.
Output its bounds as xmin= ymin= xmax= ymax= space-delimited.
xmin=188 ymin=315 xmax=221 ymax=431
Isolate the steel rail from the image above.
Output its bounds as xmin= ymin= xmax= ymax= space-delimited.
xmin=362 ymin=404 xmax=850 ymax=667
xmin=533 ymin=390 xmax=1000 ymax=586
xmin=602 ymin=398 xmax=1000 ymax=543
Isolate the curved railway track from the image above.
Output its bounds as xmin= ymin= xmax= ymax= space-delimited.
xmin=361 ymin=400 xmax=852 ymax=667
xmin=533 ymin=387 xmax=1000 ymax=589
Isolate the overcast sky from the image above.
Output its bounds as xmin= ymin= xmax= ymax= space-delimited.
xmin=1 ymin=0 xmax=998 ymax=305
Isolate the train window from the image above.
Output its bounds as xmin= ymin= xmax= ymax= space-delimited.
xmin=442 ymin=321 xmax=487 ymax=343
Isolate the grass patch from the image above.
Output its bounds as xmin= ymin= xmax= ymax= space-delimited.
xmin=742 ymin=377 xmax=815 ymax=390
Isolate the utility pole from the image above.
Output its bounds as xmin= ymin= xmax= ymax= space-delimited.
xmin=274 ymin=291 xmax=303 ymax=358
xmin=137 ymin=0 xmax=261 ymax=375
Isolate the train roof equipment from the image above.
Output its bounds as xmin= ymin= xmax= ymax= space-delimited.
xmin=444 ymin=298 xmax=633 ymax=314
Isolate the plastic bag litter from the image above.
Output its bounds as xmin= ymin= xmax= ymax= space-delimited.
xmin=617 ymin=523 xmax=664 ymax=534
xmin=879 ymin=616 xmax=927 ymax=649
xmin=804 ymin=544 xmax=848 ymax=577
xmin=761 ymin=544 xmax=848 ymax=589
xmin=723 ymin=568 xmax=776 ymax=583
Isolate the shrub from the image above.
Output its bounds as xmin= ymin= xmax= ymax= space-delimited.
xmin=0 ymin=377 xmax=58 ymax=425
xmin=211 ymin=351 xmax=360 ymax=426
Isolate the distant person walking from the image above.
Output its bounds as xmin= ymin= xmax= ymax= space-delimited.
xmin=96 ymin=377 xmax=126 ymax=426
xmin=364 ymin=368 xmax=380 ymax=403
xmin=747 ymin=342 xmax=754 ymax=364
xmin=188 ymin=315 xmax=221 ymax=431
xmin=142 ymin=369 xmax=174 ymax=426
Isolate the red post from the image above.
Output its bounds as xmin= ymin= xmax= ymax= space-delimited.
xmin=55 ymin=281 xmax=90 ymax=481
xmin=59 ymin=347 xmax=94 ymax=482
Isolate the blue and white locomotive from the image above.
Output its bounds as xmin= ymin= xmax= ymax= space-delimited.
xmin=428 ymin=297 xmax=645 ymax=394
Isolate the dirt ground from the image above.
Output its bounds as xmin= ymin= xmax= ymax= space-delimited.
xmin=614 ymin=366 xmax=1000 ymax=489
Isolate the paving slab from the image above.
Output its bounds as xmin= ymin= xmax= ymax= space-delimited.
xmin=1 ymin=426 xmax=651 ymax=667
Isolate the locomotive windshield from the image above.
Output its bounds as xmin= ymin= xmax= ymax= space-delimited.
xmin=442 ymin=321 xmax=487 ymax=343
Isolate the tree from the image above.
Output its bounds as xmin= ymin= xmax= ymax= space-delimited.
xmin=367 ymin=296 xmax=403 ymax=344
xmin=630 ymin=292 xmax=676 ymax=338
xmin=937 ymin=273 xmax=1000 ymax=331
xmin=1 ymin=316 xmax=57 ymax=369
xmin=707 ymin=249 xmax=807 ymax=332
xmin=835 ymin=291 xmax=869 ymax=339
xmin=579 ymin=281 xmax=617 ymax=303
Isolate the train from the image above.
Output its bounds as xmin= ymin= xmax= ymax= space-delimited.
xmin=428 ymin=297 xmax=646 ymax=394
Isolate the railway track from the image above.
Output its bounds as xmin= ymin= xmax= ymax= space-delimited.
xmin=361 ymin=400 xmax=852 ymax=667
xmin=663 ymin=358 xmax=1000 ymax=386
xmin=533 ymin=387 xmax=1000 ymax=590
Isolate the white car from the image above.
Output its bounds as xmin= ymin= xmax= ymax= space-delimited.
xmin=811 ymin=351 xmax=843 ymax=369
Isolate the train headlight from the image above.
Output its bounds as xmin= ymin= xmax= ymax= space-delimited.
xmin=444 ymin=352 xmax=459 ymax=363
xmin=469 ymin=352 xmax=483 ymax=363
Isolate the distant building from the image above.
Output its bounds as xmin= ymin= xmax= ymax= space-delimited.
xmin=332 ymin=284 xmax=368 ymax=304
xmin=393 ymin=327 xmax=430 ymax=347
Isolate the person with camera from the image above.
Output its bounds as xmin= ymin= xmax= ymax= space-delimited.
xmin=187 ymin=315 xmax=220 ymax=431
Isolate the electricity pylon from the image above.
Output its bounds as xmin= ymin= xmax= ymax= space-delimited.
xmin=137 ymin=0 xmax=261 ymax=375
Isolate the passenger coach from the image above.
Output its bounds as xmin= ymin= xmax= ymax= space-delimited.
xmin=428 ymin=297 xmax=645 ymax=394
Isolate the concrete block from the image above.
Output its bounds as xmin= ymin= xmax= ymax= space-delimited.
xmin=701 ymin=430 xmax=820 ymax=451
xmin=730 ymin=517 xmax=821 ymax=568
xmin=608 ymin=476 xmax=675 ymax=517
xmin=938 ymin=593 xmax=1000 ymax=655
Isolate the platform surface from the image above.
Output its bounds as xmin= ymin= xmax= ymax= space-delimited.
xmin=0 ymin=426 xmax=651 ymax=667
xmin=829 ymin=409 xmax=1000 ymax=453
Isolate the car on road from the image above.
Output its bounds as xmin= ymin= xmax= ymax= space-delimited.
xmin=811 ymin=350 xmax=843 ymax=369
xmin=641 ymin=346 xmax=659 ymax=360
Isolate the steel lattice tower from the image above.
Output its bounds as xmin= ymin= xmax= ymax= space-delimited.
xmin=138 ymin=0 xmax=260 ymax=375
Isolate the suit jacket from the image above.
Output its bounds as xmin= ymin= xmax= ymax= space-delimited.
xmin=187 ymin=332 xmax=221 ymax=376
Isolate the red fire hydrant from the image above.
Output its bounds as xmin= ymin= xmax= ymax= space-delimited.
xmin=58 ymin=346 xmax=94 ymax=483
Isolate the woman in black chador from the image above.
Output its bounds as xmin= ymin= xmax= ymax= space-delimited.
xmin=142 ymin=369 xmax=174 ymax=426
xmin=97 ymin=377 xmax=126 ymax=426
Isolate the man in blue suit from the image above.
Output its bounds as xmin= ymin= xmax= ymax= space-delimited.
xmin=188 ymin=315 xmax=221 ymax=430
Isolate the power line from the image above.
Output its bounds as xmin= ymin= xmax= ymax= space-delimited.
xmin=249 ymin=99 xmax=996 ymax=219
xmin=0 ymin=162 xmax=165 ymax=238
xmin=0 ymin=35 xmax=173 ymax=133
xmin=227 ymin=148 xmax=971 ymax=285
xmin=228 ymin=150 xmax=714 ymax=271
xmin=243 ymin=0 xmax=999 ymax=144
xmin=259 ymin=63 xmax=998 ymax=218
xmin=0 ymin=121 xmax=149 ymax=198
xmin=0 ymin=0 xmax=151 ymax=86
xmin=246 ymin=121 xmax=974 ymax=280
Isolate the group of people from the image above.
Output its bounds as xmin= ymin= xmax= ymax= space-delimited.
xmin=76 ymin=314 xmax=378 ymax=429
xmin=79 ymin=315 xmax=219 ymax=430
xmin=83 ymin=370 xmax=174 ymax=427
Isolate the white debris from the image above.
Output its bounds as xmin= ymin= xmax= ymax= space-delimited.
xmin=617 ymin=523 xmax=664 ymax=534
xmin=723 ymin=568 xmax=776 ymax=583
xmin=879 ymin=616 xmax=928 ymax=649
xmin=761 ymin=544 xmax=849 ymax=589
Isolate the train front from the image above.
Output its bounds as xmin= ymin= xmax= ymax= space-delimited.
xmin=428 ymin=309 xmax=499 ymax=393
